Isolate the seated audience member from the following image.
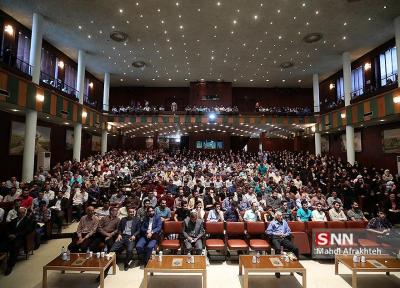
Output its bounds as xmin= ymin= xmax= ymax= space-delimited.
xmin=19 ymin=188 xmax=33 ymax=210
xmin=243 ymin=202 xmax=262 ymax=222
xmin=193 ymin=201 xmax=205 ymax=220
xmin=183 ymin=211 xmax=205 ymax=255
xmin=158 ymin=191 xmax=174 ymax=209
xmin=136 ymin=206 xmax=162 ymax=265
xmin=347 ymin=201 xmax=368 ymax=221
xmin=3 ymin=187 xmax=20 ymax=203
xmin=311 ymin=202 xmax=327 ymax=222
xmin=117 ymin=200 xmax=132 ymax=219
xmin=137 ymin=199 xmax=151 ymax=220
xmin=33 ymin=200 xmax=51 ymax=248
xmin=278 ymin=200 xmax=293 ymax=221
xmin=224 ymin=200 xmax=243 ymax=222
xmin=174 ymin=201 xmax=190 ymax=221
xmin=297 ymin=200 xmax=312 ymax=222
xmin=263 ymin=206 xmax=275 ymax=222
xmin=222 ymin=191 xmax=234 ymax=211
xmin=383 ymin=193 xmax=400 ymax=224
xmin=68 ymin=206 xmax=99 ymax=252
xmin=266 ymin=190 xmax=282 ymax=210
xmin=142 ymin=191 xmax=157 ymax=208
xmin=174 ymin=190 xmax=188 ymax=210
xmin=95 ymin=201 xmax=110 ymax=218
xmin=6 ymin=199 xmax=21 ymax=223
xmin=42 ymin=184 xmax=55 ymax=202
xmin=109 ymin=190 xmax=126 ymax=207
xmin=155 ymin=199 xmax=172 ymax=221
xmin=108 ymin=207 xmax=140 ymax=271
xmin=49 ymin=191 xmax=69 ymax=233
xmin=310 ymin=189 xmax=329 ymax=211
xmin=266 ymin=211 xmax=299 ymax=278
xmin=5 ymin=207 xmax=33 ymax=275
xmin=71 ymin=187 xmax=88 ymax=221
xmin=327 ymin=191 xmax=343 ymax=208
xmin=188 ymin=190 xmax=204 ymax=210
xmin=206 ymin=202 xmax=224 ymax=222
xmin=90 ymin=206 xmax=120 ymax=252
xmin=367 ymin=210 xmax=392 ymax=232
xmin=328 ymin=201 xmax=347 ymax=221
xmin=32 ymin=191 xmax=48 ymax=210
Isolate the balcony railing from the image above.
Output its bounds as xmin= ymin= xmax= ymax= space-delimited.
xmin=0 ymin=49 xmax=32 ymax=76
xmin=39 ymin=71 xmax=79 ymax=101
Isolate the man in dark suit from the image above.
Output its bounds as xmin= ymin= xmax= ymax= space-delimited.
xmin=108 ymin=207 xmax=140 ymax=271
xmin=49 ymin=191 xmax=69 ymax=233
xmin=136 ymin=206 xmax=162 ymax=265
xmin=183 ymin=211 xmax=205 ymax=255
xmin=5 ymin=207 xmax=33 ymax=275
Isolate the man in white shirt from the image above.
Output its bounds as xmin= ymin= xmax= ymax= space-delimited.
xmin=293 ymin=176 xmax=303 ymax=190
xmin=311 ymin=203 xmax=327 ymax=222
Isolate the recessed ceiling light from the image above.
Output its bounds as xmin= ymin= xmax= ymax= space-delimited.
xmin=78 ymin=25 xmax=82 ymax=29
xmin=217 ymin=1 xmax=221 ymax=6
xmin=342 ymin=36 xmax=347 ymax=40
xmin=233 ymin=20 xmax=237 ymax=24
xmin=119 ymin=8 xmax=123 ymax=13
xmin=253 ymin=15 xmax=258 ymax=20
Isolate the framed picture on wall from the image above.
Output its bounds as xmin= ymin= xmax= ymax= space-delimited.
xmin=66 ymin=130 xmax=74 ymax=150
xmin=91 ymin=135 xmax=101 ymax=152
xmin=340 ymin=132 xmax=362 ymax=152
xmin=383 ymin=128 xmax=400 ymax=153
xmin=321 ymin=136 xmax=329 ymax=153
xmin=9 ymin=121 xmax=51 ymax=155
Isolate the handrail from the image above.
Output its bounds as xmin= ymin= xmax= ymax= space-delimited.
xmin=39 ymin=70 xmax=79 ymax=100
xmin=0 ymin=49 xmax=32 ymax=76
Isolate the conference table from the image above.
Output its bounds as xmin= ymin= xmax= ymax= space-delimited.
xmin=335 ymin=254 xmax=400 ymax=288
xmin=42 ymin=252 xmax=116 ymax=288
xmin=143 ymin=255 xmax=207 ymax=288
xmin=239 ymin=255 xmax=307 ymax=288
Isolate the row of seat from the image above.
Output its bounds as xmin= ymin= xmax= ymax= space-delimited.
xmin=158 ymin=220 xmax=370 ymax=258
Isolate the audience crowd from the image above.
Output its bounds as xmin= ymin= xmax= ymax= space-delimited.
xmin=255 ymin=103 xmax=312 ymax=115
xmin=0 ymin=149 xmax=399 ymax=276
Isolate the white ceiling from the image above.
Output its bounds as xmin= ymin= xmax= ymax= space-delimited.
xmin=0 ymin=0 xmax=400 ymax=87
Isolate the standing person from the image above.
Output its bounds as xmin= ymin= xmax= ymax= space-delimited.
xmin=108 ymin=207 xmax=141 ymax=271
xmin=136 ymin=206 xmax=162 ymax=265
xmin=183 ymin=211 xmax=205 ymax=255
xmin=266 ymin=211 xmax=300 ymax=278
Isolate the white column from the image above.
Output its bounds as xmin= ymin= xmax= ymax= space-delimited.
xmin=343 ymin=51 xmax=355 ymax=165
xmin=73 ymin=123 xmax=82 ymax=162
xmin=29 ymin=13 xmax=43 ymax=85
xmin=103 ymin=72 xmax=110 ymax=111
xmin=101 ymin=129 xmax=108 ymax=155
xmin=22 ymin=109 xmax=38 ymax=182
xmin=313 ymin=73 xmax=320 ymax=113
xmin=76 ymin=50 xmax=86 ymax=104
xmin=342 ymin=52 xmax=352 ymax=106
xmin=346 ymin=125 xmax=355 ymax=165
xmin=315 ymin=132 xmax=321 ymax=156
xmin=394 ymin=16 xmax=400 ymax=88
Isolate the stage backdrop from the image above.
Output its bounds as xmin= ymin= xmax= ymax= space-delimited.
xmin=9 ymin=121 xmax=51 ymax=155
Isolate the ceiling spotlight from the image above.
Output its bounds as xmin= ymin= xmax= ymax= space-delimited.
xmin=303 ymin=32 xmax=323 ymax=43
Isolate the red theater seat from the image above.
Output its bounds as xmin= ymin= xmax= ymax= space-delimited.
xmin=160 ymin=221 xmax=183 ymax=251
xmin=246 ymin=222 xmax=270 ymax=251
xmin=327 ymin=221 xmax=346 ymax=229
xmin=205 ymin=222 xmax=226 ymax=259
xmin=346 ymin=221 xmax=368 ymax=229
xmin=226 ymin=222 xmax=248 ymax=252
xmin=288 ymin=221 xmax=310 ymax=254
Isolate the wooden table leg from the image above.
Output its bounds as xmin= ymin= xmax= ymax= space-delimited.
xmin=203 ymin=270 xmax=207 ymax=288
xmin=42 ymin=268 xmax=47 ymax=288
xmin=100 ymin=270 xmax=105 ymax=288
xmin=243 ymin=271 xmax=248 ymax=288
xmin=239 ymin=257 xmax=242 ymax=275
xmin=335 ymin=258 xmax=338 ymax=275
xmin=386 ymin=272 xmax=390 ymax=275
xmin=302 ymin=270 xmax=307 ymax=288
xmin=113 ymin=255 xmax=117 ymax=275
xmin=143 ymin=269 xmax=148 ymax=288
xmin=352 ymin=271 xmax=357 ymax=288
